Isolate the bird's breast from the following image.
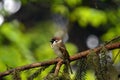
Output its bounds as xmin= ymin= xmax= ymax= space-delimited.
xmin=52 ymin=45 xmax=63 ymax=58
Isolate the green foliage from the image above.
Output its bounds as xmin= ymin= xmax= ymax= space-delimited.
xmin=28 ymin=66 xmax=49 ymax=80
xmin=102 ymin=26 xmax=120 ymax=40
xmin=0 ymin=20 xmax=77 ymax=79
xmin=75 ymin=57 xmax=87 ymax=80
xmin=85 ymin=47 xmax=119 ymax=80
xmin=85 ymin=70 xmax=96 ymax=80
xmin=112 ymin=49 xmax=120 ymax=64
xmin=65 ymin=0 xmax=82 ymax=8
xmin=66 ymin=43 xmax=78 ymax=56
xmin=70 ymin=7 xmax=107 ymax=27
xmin=0 ymin=21 xmax=35 ymax=64
xmin=0 ymin=0 xmax=120 ymax=79
xmin=51 ymin=4 xmax=69 ymax=17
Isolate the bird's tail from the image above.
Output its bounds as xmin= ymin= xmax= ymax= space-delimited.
xmin=65 ymin=59 xmax=73 ymax=74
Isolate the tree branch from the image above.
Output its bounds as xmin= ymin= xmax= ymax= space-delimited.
xmin=54 ymin=60 xmax=63 ymax=76
xmin=0 ymin=42 xmax=120 ymax=78
xmin=70 ymin=41 xmax=120 ymax=61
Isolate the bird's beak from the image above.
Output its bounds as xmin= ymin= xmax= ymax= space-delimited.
xmin=50 ymin=40 xmax=53 ymax=43
xmin=50 ymin=40 xmax=52 ymax=42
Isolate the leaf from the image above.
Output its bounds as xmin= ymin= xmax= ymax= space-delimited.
xmin=71 ymin=7 xmax=107 ymax=27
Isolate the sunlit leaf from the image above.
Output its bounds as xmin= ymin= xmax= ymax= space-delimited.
xmin=51 ymin=4 xmax=69 ymax=16
xmin=71 ymin=7 xmax=107 ymax=27
xmin=65 ymin=0 xmax=82 ymax=8
xmin=102 ymin=26 xmax=120 ymax=41
xmin=86 ymin=70 xmax=96 ymax=80
xmin=112 ymin=49 xmax=120 ymax=64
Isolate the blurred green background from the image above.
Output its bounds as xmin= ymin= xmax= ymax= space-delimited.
xmin=0 ymin=0 xmax=120 ymax=79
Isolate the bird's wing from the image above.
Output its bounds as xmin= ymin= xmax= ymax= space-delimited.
xmin=58 ymin=43 xmax=73 ymax=74
xmin=58 ymin=43 xmax=70 ymax=60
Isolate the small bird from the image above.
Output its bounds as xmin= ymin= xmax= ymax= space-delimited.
xmin=50 ymin=37 xmax=73 ymax=74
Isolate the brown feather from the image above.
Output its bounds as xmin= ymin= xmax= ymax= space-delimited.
xmin=57 ymin=42 xmax=73 ymax=74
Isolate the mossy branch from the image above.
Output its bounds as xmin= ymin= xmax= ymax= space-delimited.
xmin=0 ymin=42 xmax=120 ymax=78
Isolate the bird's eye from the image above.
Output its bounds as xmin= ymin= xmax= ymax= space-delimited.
xmin=55 ymin=40 xmax=58 ymax=42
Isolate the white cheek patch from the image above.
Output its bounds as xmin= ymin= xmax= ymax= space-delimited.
xmin=53 ymin=41 xmax=56 ymax=45
xmin=57 ymin=40 xmax=62 ymax=43
xmin=51 ymin=41 xmax=57 ymax=48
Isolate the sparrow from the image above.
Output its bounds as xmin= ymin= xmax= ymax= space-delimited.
xmin=50 ymin=37 xmax=73 ymax=74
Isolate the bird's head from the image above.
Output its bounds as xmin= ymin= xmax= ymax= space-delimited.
xmin=50 ymin=37 xmax=62 ymax=44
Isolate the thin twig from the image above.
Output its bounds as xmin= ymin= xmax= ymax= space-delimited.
xmin=105 ymin=36 xmax=120 ymax=45
xmin=54 ymin=60 xmax=63 ymax=76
